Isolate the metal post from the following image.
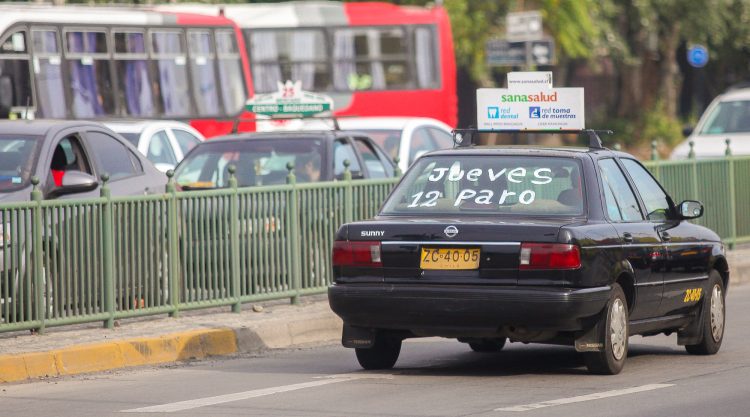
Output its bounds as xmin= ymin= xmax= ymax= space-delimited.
xmin=228 ymin=165 xmax=241 ymax=313
xmin=30 ymin=177 xmax=45 ymax=333
xmin=166 ymin=171 xmax=181 ymax=318
xmin=393 ymin=156 xmax=402 ymax=177
xmin=726 ymin=139 xmax=737 ymax=248
xmin=651 ymin=141 xmax=661 ymax=181
xmin=100 ymin=174 xmax=115 ymax=329
xmin=689 ymin=141 xmax=699 ymax=202
xmin=286 ymin=163 xmax=301 ymax=305
xmin=344 ymin=159 xmax=353 ymax=224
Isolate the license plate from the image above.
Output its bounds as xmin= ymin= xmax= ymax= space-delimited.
xmin=420 ymin=247 xmax=480 ymax=270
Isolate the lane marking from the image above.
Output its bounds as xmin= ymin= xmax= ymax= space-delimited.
xmin=121 ymin=374 xmax=391 ymax=413
xmin=495 ymin=383 xmax=674 ymax=412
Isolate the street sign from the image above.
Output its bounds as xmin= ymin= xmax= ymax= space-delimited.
xmin=486 ymin=39 xmax=526 ymax=66
xmin=246 ymin=80 xmax=333 ymax=117
xmin=486 ymin=38 xmax=555 ymax=67
xmin=506 ymin=11 xmax=543 ymax=41
xmin=687 ymin=44 xmax=709 ymax=68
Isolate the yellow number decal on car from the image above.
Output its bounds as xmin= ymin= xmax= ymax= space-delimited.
xmin=684 ymin=288 xmax=702 ymax=303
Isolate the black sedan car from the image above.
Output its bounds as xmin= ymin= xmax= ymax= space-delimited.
xmin=173 ymin=130 xmax=395 ymax=189
xmin=329 ymin=136 xmax=728 ymax=375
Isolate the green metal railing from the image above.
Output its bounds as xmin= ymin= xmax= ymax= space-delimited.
xmin=643 ymin=139 xmax=749 ymax=247
xmin=1 ymin=143 xmax=748 ymax=334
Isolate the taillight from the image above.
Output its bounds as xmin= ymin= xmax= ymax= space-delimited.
xmin=332 ymin=241 xmax=382 ymax=267
xmin=519 ymin=243 xmax=581 ymax=270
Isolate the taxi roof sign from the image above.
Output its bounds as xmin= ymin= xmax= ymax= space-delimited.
xmin=477 ymin=72 xmax=585 ymax=131
xmin=246 ymin=80 xmax=333 ymax=117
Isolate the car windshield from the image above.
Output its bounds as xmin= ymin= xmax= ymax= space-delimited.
xmin=0 ymin=135 xmax=40 ymax=193
xmin=355 ymin=129 xmax=401 ymax=159
xmin=700 ymin=100 xmax=750 ymax=134
xmin=380 ymin=155 xmax=584 ymax=216
xmin=175 ymin=138 xmax=324 ymax=189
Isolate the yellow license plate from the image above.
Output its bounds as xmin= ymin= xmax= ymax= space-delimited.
xmin=420 ymin=248 xmax=480 ymax=270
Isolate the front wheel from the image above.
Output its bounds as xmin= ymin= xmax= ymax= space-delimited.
xmin=355 ymin=335 xmax=402 ymax=370
xmin=584 ymin=283 xmax=629 ymax=375
xmin=686 ymin=270 xmax=725 ymax=355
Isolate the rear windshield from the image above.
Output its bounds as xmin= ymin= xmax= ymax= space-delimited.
xmin=0 ymin=135 xmax=40 ymax=193
xmin=381 ymin=155 xmax=584 ymax=216
xmin=175 ymin=138 xmax=324 ymax=189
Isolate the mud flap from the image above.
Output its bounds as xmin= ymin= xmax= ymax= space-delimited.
xmin=575 ymin=309 xmax=606 ymax=352
xmin=677 ymin=299 xmax=706 ymax=346
xmin=342 ymin=323 xmax=376 ymax=348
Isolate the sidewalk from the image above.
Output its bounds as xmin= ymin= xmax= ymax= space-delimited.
xmin=0 ymin=295 xmax=342 ymax=384
xmin=2 ymin=245 xmax=749 ymax=385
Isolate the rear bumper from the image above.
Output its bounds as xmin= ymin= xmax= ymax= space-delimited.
xmin=328 ymin=283 xmax=611 ymax=333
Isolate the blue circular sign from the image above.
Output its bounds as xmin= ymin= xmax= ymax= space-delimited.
xmin=687 ymin=45 xmax=709 ymax=68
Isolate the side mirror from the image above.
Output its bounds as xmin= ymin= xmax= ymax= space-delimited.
xmin=682 ymin=126 xmax=694 ymax=137
xmin=55 ymin=171 xmax=98 ymax=196
xmin=678 ymin=200 xmax=703 ymax=219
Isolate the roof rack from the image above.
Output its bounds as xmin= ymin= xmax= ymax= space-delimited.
xmin=451 ymin=128 xmax=614 ymax=150
xmin=230 ymin=114 xmax=362 ymax=134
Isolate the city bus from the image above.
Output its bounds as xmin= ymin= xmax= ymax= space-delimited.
xmin=0 ymin=5 xmax=253 ymax=138
xmin=160 ymin=1 xmax=458 ymax=127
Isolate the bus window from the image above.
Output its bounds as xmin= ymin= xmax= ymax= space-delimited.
xmin=249 ymin=29 xmax=329 ymax=93
xmin=64 ymin=30 xmax=115 ymax=117
xmin=151 ymin=30 xmax=192 ymax=117
xmin=113 ymin=30 xmax=155 ymax=117
xmin=31 ymin=29 xmax=66 ymax=118
xmin=215 ymin=30 xmax=245 ymax=114
xmin=414 ymin=26 xmax=439 ymax=89
xmin=0 ymin=30 xmax=32 ymax=118
xmin=188 ymin=30 xmax=219 ymax=116
xmin=333 ymin=27 xmax=410 ymax=91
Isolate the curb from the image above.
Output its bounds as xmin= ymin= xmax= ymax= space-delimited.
xmin=0 ymin=310 xmax=343 ymax=384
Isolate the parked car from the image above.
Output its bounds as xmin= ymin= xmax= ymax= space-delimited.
xmin=329 ymin=133 xmax=728 ymax=375
xmin=173 ymin=130 xmax=395 ymax=189
xmin=0 ymin=120 xmax=167 ymax=323
xmin=103 ymin=120 xmax=205 ymax=172
xmin=0 ymin=120 xmax=166 ymax=201
xmin=336 ymin=117 xmax=454 ymax=172
xmin=672 ymin=86 xmax=750 ymax=158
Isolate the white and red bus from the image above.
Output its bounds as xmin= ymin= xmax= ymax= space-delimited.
xmin=161 ymin=2 xmax=458 ymax=127
xmin=0 ymin=5 xmax=252 ymax=137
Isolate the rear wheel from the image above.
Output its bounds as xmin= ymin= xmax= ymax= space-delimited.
xmin=355 ymin=335 xmax=402 ymax=370
xmin=468 ymin=338 xmax=506 ymax=353
xmin=584 ymin=283 xmax=628 ymax=375
xmin=686 ymin=270 xmax=725 ymax=355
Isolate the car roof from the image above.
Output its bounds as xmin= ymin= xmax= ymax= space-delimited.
xmin=336 ymin=117 xmax=451 ymax=131
xmin=426 ymin=145 xmax=595 ymax=159
xmin=207 ymin=130 xmax=363 ymax=143
xmin=102 ymin=120 xmax=195 ymax=134
xmin=0 ymin=119 xmax=107 ymax=137
xmin=716 ymin=88 xmax=750 ymax=102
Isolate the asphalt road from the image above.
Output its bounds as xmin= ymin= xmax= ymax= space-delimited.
xmin=3 ymin=284 xmax=750 ymax=417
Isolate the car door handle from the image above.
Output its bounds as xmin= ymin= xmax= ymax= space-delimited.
xmin=622 ymin=232 xmax=633 ymax=243
xmin=661 ymin=231 xmax=671 ymax=242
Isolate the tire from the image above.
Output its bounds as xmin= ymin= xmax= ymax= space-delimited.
xmin=469 ymin=338 xmax=507 ymax=353
xmin=685 ymin=270 xmax=725 ymax=355
xmin=355 ymin=335 xmax=402 ymax=370
xmin=584 ymin=283 xmax=629 ymax=375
